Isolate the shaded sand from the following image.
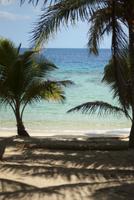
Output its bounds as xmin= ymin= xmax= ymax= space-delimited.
xmin=0 ymin=136 xmax=134 ymax=200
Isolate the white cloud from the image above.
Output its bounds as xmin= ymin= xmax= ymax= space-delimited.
xmin=0 ymin=11 xmax=31 ymax=21
xmin=0 ymin=0 xmax=15 ymax=6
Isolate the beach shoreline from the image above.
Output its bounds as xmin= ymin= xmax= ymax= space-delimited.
xmin=0 ymin=127 xmax=130 ymax=138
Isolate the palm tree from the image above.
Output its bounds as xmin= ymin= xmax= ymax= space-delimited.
xmin=19 ymin=0 xmax=134 ymax=147
xmin=21 ymin=0 xmax=134 ymax=147
xmin=0 ymin=38 xmax=72 ymax=137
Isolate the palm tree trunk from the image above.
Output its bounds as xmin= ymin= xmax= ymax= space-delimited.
xmin=15 ymin=107 xmax=29 ymax=137
xmin=128 ymin=20 xmax=134 ymax=148
xmin=129 ymin=119 xmax=134 ymax=147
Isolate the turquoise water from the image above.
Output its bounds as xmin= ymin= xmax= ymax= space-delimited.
xmin=0 ymin=49 xmax=131 ymax=136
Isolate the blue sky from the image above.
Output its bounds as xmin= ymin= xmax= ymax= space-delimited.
xmin=0 ymin=0 xmax=111 ymax=48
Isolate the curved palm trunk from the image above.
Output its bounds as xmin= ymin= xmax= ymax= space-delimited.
xmin=129 ymin=120 xmax=134 ymax=148
xmin=15 ymin=106 xmax=29 ymax=137
xmin=128 ymin=20 xmax=134 ymax=148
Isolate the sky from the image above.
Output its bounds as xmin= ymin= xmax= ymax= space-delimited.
xmin=0 ymin=0 xmax=111 ymax=48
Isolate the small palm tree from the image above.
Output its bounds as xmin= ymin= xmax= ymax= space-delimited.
xmin=0 ymin=38 xmax=72 ymax=137
xmin=68 ymin=51 xmax=132 ymax=133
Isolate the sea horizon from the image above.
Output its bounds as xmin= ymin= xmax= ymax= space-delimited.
xmin=21 ymin=47 xmax=111 ymax=49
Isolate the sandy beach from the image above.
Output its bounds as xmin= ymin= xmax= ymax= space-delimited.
xmin=0 ymin=135 xmax=134 ymax=200
xmin=1 ymin=0 xmax=134 ymax=199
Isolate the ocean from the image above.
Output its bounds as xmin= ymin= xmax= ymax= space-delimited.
xmin=0 ymin=48 xmax=131 ymax=136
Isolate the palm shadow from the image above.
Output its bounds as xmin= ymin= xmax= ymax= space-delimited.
xmin=1 ymin=178 xmax=132 ymax=200
xmin=0 ymin=136 xmax=134 ymax=199
xmin=92 ymin=183 xmax=134 ymax=200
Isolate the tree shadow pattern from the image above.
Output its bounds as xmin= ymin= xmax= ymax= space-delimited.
xmin=0 ymin=137 xmax=134 ymax=200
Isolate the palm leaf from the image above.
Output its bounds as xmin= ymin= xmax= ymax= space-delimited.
xmin=31 ymin=0 xmax=100 ymax=47
xmin=20 ymin=0 xmax=59 ymax=6
xmin=21 ymin=79 xmax=73 ymax=103
xmin=88 ymin=2 xmax=128 ymax=55
xmin=102 ymin=51 xmax=131 ymax=107
xmin=0 ymin=39 xmax=18 ymax=67
xmin=32 ymin=55 xmax=57 ymax=77
xmin=67 ymin=101 xmax=131 ymax=119
xmin=110 ymin=0 xmax=129 ymax=117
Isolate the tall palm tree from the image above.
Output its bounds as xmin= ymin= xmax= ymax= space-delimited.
xmin=22 ymin=0 xmax=134 ymax=147
xmin=0 ymin=38 xmax=72 ymax=137
xmin=20 ymin=0 xmax=134 ymax=147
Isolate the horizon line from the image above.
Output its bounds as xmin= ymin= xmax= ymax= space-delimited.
xmin=21 ymin=47 xmax=111 ymax=49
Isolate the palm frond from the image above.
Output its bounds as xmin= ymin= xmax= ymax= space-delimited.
xmin=88 ymin=6 xmax=110 ymax=54
xmin=31 ymin=0 xmax=101 ymax=47
xmin=88 ymin=3 xmax=128 ymax=55
xmin=17 ymin=43 xmax=22 ymax=54
xmin=20 ymin=0 xmax=59 ymax=6
xmin=102 ymin=51 xmax=130 ymax=102
xmin=67 ymin=101 xmax=130 ymax=118
xmin=0 ymin=38 xmax=18 ymax=67
xmin=33 ymin=55 xmax=57 ymax=77
xmin=22 ymin=80 xmax=66 ymax=104
xmin=110 ymin=0 xmax=129 ymax=117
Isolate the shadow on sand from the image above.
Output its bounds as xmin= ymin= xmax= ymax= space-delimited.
xmin=0 ymin=136 xmax=134 ymax=200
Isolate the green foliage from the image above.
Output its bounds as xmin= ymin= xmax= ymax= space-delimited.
xmin=20 ymin=0 xmax=58 ymax=6
xmin=0 ymin=38 xmax=72 ymax=134
xmin=20 ymin=0 xmax=128 ymax=53
xmin=88 ymin=3 xmax=127 ymax=55
xmin=28 ymin=0 xmax=101 ymax=47
xmin=68 ymin=101 xmax=126 ymax=116
xmin=102 ymin=51 xmax=131 ymax=109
